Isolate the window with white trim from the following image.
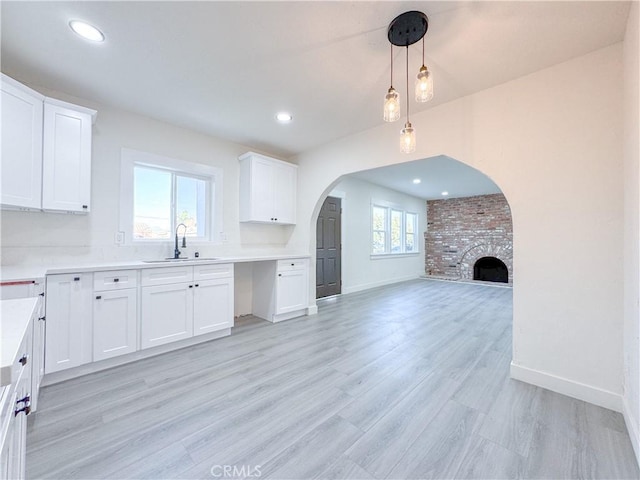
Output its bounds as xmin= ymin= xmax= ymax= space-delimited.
xmin=120 ymin=149 xmax=223 ymax=244
xmin=371 ymin=204 xmax=419 ymax=255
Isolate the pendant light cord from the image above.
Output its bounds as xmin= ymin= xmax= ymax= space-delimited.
xmin=422 ymin=36 xmax=425 ymax=68
xmin=390 ymin=43 xmax=393 ymax=89
xmin=406 ymin=45 xmax=410 ymax=123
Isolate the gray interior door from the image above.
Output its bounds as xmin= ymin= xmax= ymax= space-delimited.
xmin=316 ymin=196 xmax=341 ymax=298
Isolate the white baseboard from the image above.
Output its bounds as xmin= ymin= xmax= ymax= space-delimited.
xmin=306 ymin=304 xmax=318 ymax=315
xmin=623 ymin=394 xmax=640 ymax=469
xmin=510 ymin=362 xmax=623 ymax=412
xmin=342 ymin=274 xmax=420 ymax=295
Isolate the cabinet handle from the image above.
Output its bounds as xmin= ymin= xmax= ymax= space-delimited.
xmin=16 ymin=395 xmax=30 ymax=405
xmin=39 ymin=292 xmax=45 ymax=297
xmin=74 ymin=277 xmax=80 ymax=282
xmin=195 ymin=284 xmax=199 ymax=287
xmin=291 ymin=263 xmax=295 ymax=266
xmin=113 ymin=278 xmax=120 ymax=282
xmin=189 ymin=285 xmax=193 ymax=288
xmin=38 ymin=316 xmax=46 ymax=322
xmin=275 ymin=218 xmax=278 ymax=221
xmin=14 ymin=405 xmax=31 ymax=417
xmin=19 ymin=354 xmax=28 ymax=366
xmin=278 ymin=274 xmax=282 ymax=277
xmin=96 ymin=295 xmax=102 ymax=300
xmin=82 ymin=205 xmax=88 ymax=209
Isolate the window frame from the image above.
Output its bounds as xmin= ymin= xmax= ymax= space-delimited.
xmin=119 ymin=148 xmax=223 ymax=245
xmin=370 ymin=201 xmax=419 ymax=257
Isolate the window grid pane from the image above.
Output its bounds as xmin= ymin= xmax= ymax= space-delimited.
xmin=176 ymin=174 xmax=207 ymax=238
xmin=405 ymin=213 xmax=417 ymax=252
xmin=372 ymin=206 xmax=387 ymax=253
xmin=133 ymin=166 xmax=172 ymax=239
xmin=391 ymin=210 xmax=403 ymax=253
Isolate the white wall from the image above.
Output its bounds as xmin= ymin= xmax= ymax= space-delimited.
xmin=329 ymin=177 xmax=426 ymax=294
xmin=623 ymin=1 xmax=640 ymax=463
xmin=0 ymin=84 xmax=300 ymax=314
xmin=291 ymin=44 xmax=624 ymax=411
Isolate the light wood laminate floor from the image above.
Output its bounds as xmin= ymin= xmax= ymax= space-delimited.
xmin=27 ymin=279 xmax=639 ymax=479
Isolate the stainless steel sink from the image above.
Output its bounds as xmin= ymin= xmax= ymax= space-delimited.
xmin=142 ymin=257 xmax=220 ymax=263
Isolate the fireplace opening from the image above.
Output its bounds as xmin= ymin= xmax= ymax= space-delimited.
xmin=473 ymin=256 xmax=508 ymax=283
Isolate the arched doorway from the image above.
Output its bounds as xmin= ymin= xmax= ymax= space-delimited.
xmin=473 ymin=256 xmax=508 ymax=283
xmin=308 ymin=155 xmax=513 ymax=295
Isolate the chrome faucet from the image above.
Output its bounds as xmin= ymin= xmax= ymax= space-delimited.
xmin=174 ymin=223 xmax=187 ymax=259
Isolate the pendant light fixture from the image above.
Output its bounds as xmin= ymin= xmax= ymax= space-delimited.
xmin=415 ymin=37 xmax=433 ymax=102
xmin=383 ymin=44 xmax=400 ymax=122
xmin=385 ymin=11 xmax=430 ymax=153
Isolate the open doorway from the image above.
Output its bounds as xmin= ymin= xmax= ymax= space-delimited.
xmin=316 ymin=196 xmax=342 ymax=298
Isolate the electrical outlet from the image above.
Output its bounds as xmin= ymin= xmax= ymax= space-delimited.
xmin=115 ymin=231 xmax=125 ymax=245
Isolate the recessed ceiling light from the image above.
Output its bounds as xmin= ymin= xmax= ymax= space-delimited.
xmin=69 ymin=20 xmax=105 ymax=42
xmin=275 ymin=112 xmax=293 ymax=123
xmin=412 ymin=178 xmax=421 ymax=184
xmin=441 ymin=191 xmax=449 ymax=196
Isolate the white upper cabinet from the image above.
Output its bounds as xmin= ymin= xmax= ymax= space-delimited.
xmin=0 ymin=74 xmax=96 ymax=214
xmin=42 ymin=98 xmax=95 ymax=213
xmin=1 ymin=74 xmax=44 ymax=210
xmin=239 ymin=152 xmax=297 ymax=224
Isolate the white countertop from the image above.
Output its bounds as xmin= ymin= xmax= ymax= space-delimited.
xmin=1 ymin=297 xmax=37 ymax=387
xmin=0 ymin=253 xmax=310 ymax=283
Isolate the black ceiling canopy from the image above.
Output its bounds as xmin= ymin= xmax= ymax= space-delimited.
xmin=387 ymin=11 xmax=429 ymax=47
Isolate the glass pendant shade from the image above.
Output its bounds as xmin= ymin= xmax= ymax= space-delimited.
xmin=415 ymin=65 xmax=433 ymax=102
xmin=400 ymin=122 xmax=416 ymax=153
xmin=384 ymin=87 xmax=400 ymax=122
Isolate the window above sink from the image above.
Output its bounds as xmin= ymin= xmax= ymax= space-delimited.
xmin=118 ymin=148 xmax=224 ymax=246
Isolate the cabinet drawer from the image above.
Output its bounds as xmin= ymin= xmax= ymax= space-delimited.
xmin=94 ymin=270 xmax=138 ymax=291
xmin=277 ymin=259 xmax=307 ymax=272
xmin=141 ymin=266 xmax=193 ymax=286
xmin=194 ymin=263 xmax=233 ymax=281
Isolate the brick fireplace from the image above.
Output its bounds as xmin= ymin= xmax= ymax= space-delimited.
xmin=425 ymin=193 xmax=513 ymax=284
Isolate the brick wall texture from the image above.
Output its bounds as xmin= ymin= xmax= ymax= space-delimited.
xmin=425 ymin=193 xmax=513 ymax=283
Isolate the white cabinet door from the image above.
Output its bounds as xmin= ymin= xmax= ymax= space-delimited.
xmin=42 ymin=100 xmax=93 ymax=213
xmin=45 ymin=274 xmax=93 ymax=373
xmin=276 ymin=269 xmax=308 ymax=315
xmin=140 ymin=283 xmax=193 ymax=349
xmin=2 ymin=379 xmax=28 ymax=480
xmin=93 ymin=289 xmax=137 ymax=361
xmin=250 ymin=155 xmax=275 ymax=222
xmin=0 ymin=75 xmax=44 ymax=210
xmin=273 ymin=161 xmax=296 ymax=224
xmin=193 ymin=278 xmax=234 ymax=335
xmin=30 ymin=285 xmax=45 ymax=412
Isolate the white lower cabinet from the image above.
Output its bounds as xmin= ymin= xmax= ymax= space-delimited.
xmin=45 ymin=274 xmax=92 ymax=374
xmin=141 ymin=283 xmax=194 ymax=349
xmin=141 ymin=264 xmax=234 ymax=348
xmin=0 ymin=301 xmax=35 ymax=480
xmin=276 ymin=269 xmax=308 ymax=314
xmin=0 ymin=281 xmax=45 ymax=412
xmin=93 ymin=289 xmax=137 ymax=361
xmin=253 ymin=258 xmax=309 ymax=323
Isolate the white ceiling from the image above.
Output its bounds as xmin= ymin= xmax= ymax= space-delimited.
xmin=1 ymin=1 xmax=631 ymax=163
xmin=349 ymin=155 xmax=501 ymax=200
